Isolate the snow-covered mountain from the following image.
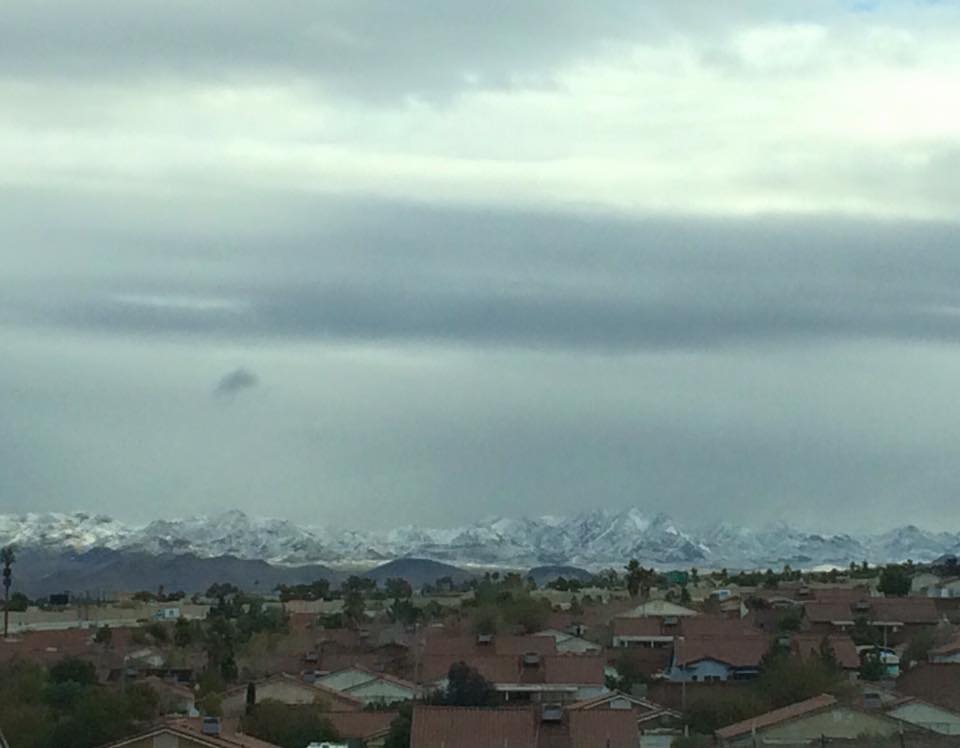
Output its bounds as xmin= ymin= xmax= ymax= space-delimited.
xmin=1 ymin=509 xmax=958 ymax=570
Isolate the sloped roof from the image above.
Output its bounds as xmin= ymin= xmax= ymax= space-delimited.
xmin=675 ymin=634 xmax=770 ymax=668
xmin=790 ymin=633 xmax=861 ymax=670
xmin=565 ymin=709 xmax=638 ymax=748
xmin=611 ymin=617 xmax=670 ymax=638
xmin=324 ymin=710 xmax=398 ymax=740
xmin=803 ymin=601 xmax=855 ymax=624
xmin=97 ymin=719 xmax=281 ymax=748
xmin=224 ymin=673 xmax=364 ymax=711
xmin=870 ymin=598 xmax=940 ymax=624
xmin=897 ymin=664 xmax=960 ymax=712
xmin=716 ymin=694 xmax=838 ymax=740
xmin=620 ymin=600 xmax=698 ymax=618
xmin=411 ymin=706 xmax=538 ymax=748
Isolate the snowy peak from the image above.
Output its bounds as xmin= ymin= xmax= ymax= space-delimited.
xmin=1 ymin=508 xmax=959 ymax=570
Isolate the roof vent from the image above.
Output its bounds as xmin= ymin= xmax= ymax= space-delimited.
xmin=542 ymin=704 xmax=563 ymax=722
xmin=201 ymin=717 xmax=222 ymax=736
xmin=523 ymin=652 xmax=542 ymax=667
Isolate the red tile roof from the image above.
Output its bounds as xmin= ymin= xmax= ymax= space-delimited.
xmin=325 ymin=711 xmax=398 ymax=740
xmin=803 ymin=601 xmax=856 ymax=624
xmin=897 ymin=664 xmax=960 ymax=712
xmin=423 ymin=634 xmax=557 ymax=658
xmin=419 ymin=654 xmax=605 ymax=687
xmin=674 ymin=634 xmax=770 ymax=668
xmin=790 ymin=634 xmax=860 ymax=670
xmin=411 ymin=706 xmax=538 ymax=748
xmin=715 ymin=694 xmax=837 ymax=740
xmin=869 ymin=598 xmax=940 ymax=625
xmin=565 ymin=709 xmax=638 ymax=748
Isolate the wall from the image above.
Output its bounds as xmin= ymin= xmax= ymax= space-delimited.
xmin=667 ymin=658 xmax=732 ymax=682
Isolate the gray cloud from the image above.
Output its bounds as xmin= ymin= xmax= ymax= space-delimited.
xmin=0 ymin=1 xmax=854 ymax=101
xmin=2 ymin=1 xmax=960 ymax=534
xmin=214 ymin=368 xmax=259 ymax=397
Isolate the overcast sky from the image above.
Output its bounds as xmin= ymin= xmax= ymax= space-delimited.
xmin=2 ymin=1 xmax=960 ymax=533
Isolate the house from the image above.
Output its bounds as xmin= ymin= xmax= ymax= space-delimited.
xmin=323 ymin=711 xmax=399 ymax=748
xmin=667 ymin=631 xmax=769 ymax=682
xmin=619 ymin=600 xmax=698 ymax=619
xmin=567 ymin=691 xmax=681 ymax=746
xmin=886 ymin=696 xmax=960 ymax=735
xmin=314 ymin=665 xmax=419 ymax=705
xmin=803 ymin=596 xmax=940 ymax=645
xmin=897 ymin=663 xmax=960 ymax=713
xmin=929 ymin=635 xmax=960 ymax=664
xmin=534 ymin=628 xmax=602 ymax=654
xmin=611 ymin=617 xmax=678 ymax=649
xmin=420 ymin=653 xmax=608 ymax=703
xmin=95 ymin=718 xmax=281 ymax=747
xmin=409 ymin=705 xmax=638 ymax=748
xmin=220 ymin=674 xmax=363 ymax=718
xmin=715 ymin=693 xmax=922 ymax=746
xmin=789 ymin=633 xmax=860 ymax=675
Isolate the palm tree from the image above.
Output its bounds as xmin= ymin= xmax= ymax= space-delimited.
xmin=1 ymin=546 xmax=15 ymax=639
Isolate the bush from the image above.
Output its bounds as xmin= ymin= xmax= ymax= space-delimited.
xmin=240 ymin=700 xmax=340 ymax=748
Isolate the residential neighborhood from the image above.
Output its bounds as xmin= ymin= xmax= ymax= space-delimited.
xmin=3 ymin=556 xmax=960 ymax=747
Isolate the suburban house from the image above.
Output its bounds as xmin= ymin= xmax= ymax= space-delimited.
xmin=314 ymin=664 xmax=420 ymax=705
xmin=567 ymin=691 xmax=682 ymax=746
xmin=534 ymin=627 xmax=603 ymax=654
xmin=220 ymin=673 xmax=362 ymax=718
xmin=409 ymin=705 xmax=638 ymax=748
xmin=420 ymin=653 xmax=608 ymax=703
xmin=715 ymin=694 xmax=925 ymax=746
xmin=611 ymin=616 xmax=679 ymax=649
xmin=667 ymin=626 xmax=770 ymax=682
xmin=885 ymin=696 xmax=960 ymax=735
xmin=803 ymin=596 xmax=940 ymax=645
xmin=897 ymin=664 xmax=960 ymax=714
xmin=789 ymin=633 xmax=861 ymax=676
xmin=95 ymin=718 xmax=280 ymax=748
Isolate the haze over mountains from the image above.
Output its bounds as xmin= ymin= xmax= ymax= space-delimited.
xmin=2 ymin=508 xmax=958 ymax=572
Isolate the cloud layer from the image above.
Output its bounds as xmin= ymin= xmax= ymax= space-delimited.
xmin=1 ymin=1 xmax=959 ymax=532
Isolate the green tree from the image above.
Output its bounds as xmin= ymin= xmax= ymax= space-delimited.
xmin=444 ymin=662 xmax=494 ymax=706
xmin=93 ymin=626 xmax=113 ymax=646
xmin=383 ymin=701 xmax=413 ymax=748
xmin=625 ymin=560 xmax=655 ymax=598
xmin=49 ymin=658 xmax=97 ymax=687
xmin=343 ymin=590 xmax=366 ymax=628
xmin=4 ymin=591 xmax=29 ymax=612
xmin=905 ymin=629 xmax=935 ymax=665
xmin=2 ymin=545 xmax=15 ymax=638
xmin=878 ymin=565 xmax=911 ymax=597
xmin=850 ymin=616 xmax=880 ymax=647
xmin=174 ymin=617 xmax=193 ymax=647
xmin=240 ymin=700 xmax=340 ymax=748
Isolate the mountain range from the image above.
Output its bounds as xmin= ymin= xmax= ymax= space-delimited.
xmin=3 ymin=508 xmax=959 ymax=572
